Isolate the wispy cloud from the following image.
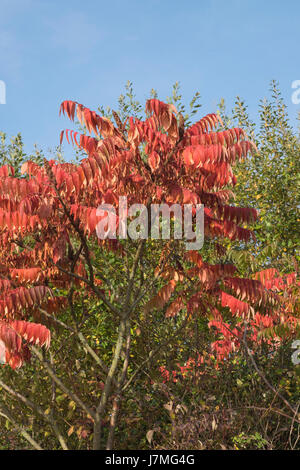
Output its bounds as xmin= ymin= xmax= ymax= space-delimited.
xmin=0 ymin=30 xmax=23 ymax=78
xmin=46 ymin=11 xmax=106 ymax=66
xmin=0 ymin=0 xmax=34 ymax=79
xmin=0 ymin=0 xmax=33 ymax=22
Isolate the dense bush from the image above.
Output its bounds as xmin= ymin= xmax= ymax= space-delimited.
xmin=0 ymin=83 xmax=299 ymax=450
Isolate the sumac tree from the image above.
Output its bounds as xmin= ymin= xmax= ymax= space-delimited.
xmin=0 ymin=95 xmax=298 ymax=450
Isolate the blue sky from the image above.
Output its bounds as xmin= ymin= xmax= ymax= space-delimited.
xmin=1 ymin=0 xmax=300 ymax=160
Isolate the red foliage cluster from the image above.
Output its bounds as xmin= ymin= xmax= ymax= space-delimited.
xmin=160 ymin=268 xmax=299 ymax=382
xmin=0 ymin=98 xmax=298 ymax=370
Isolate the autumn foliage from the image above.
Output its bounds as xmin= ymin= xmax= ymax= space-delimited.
xmin=0 ymin=96 xmax=299 ymax=450
xmin=0 ymin=98 xmax=298 ymax=370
